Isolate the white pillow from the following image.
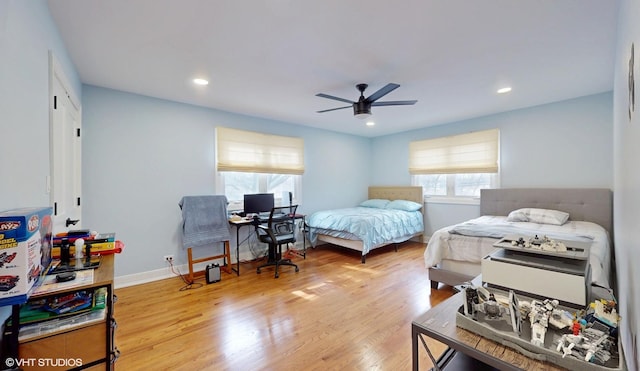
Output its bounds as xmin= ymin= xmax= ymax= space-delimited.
xmin=507 ymin=208 xmax=569 ymax=226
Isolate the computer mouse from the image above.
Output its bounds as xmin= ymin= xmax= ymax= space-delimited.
xmin=56 ymin=272 xmax=76 ymax=282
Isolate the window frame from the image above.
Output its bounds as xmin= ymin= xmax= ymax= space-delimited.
xmin=412 ymin=172 xmax=500 ymax=204
xmin=218 ymin=172 xmax=302 ymax=212
xmin=215 ymin=127 xmax=304 ymax=212
xmin=409 ymin=129 xmax=500 ymax=202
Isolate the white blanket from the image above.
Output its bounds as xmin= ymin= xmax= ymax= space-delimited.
xmin=424 ymin=216 xmax=611 ymax=287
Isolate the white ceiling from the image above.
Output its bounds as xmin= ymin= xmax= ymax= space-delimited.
xmin=47 ymin=0 xmax=620 ymax=138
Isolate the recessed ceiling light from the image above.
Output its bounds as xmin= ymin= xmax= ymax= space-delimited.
xmin=193 ymin=78 xmax=209 ymax=86
xmin=497 ymin=87 xmax=512 ymax=94
xmin=366 ymin=121 xmax=375 ymax=127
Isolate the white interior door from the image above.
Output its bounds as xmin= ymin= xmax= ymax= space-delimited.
xmin=49 ymin=52 xmax=82 ymax=234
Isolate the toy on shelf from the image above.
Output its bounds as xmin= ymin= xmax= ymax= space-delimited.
xmin=52 ymin=231 xmax=124 ymax=258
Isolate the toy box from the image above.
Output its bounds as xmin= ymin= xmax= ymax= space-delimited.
xmin=0 ymin=207 xmax=53 ymax=305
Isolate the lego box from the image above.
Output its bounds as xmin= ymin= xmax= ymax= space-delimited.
xmin=0 ymin=207 xmax=53 ymax=305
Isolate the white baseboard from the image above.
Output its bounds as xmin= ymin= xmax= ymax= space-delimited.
xmin=114 ymin=260 xmax=218 ymax=288
xmin=114 ymin=242 xmax=308 ymax=289
xmin=115 ymin=265 xmax=183 ymax=288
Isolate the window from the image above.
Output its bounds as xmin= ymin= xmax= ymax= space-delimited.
xmin=413 ymin=173 xmax=497 ymax=198
xmin=409 ymin=129 xmax=499 ymax=198
xmin=216 ymin=127 xmax=304 ymax=210
xmin=221 ymin=172 xmax=301 ymax=211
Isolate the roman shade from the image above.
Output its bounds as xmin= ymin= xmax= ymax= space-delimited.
xmin=409 ymin=128 xmax=499 ymax=175
xmin=216 ymin=127 xmax=305 ymax=175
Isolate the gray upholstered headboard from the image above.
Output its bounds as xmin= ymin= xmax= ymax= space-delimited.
xmin=480 ymin=188 xmax=613 ymax=236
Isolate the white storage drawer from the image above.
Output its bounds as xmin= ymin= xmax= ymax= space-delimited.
xmin=481 ymin=249 xmax=591 ymax=306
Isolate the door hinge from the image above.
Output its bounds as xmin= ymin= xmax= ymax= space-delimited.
xmin=77 ymin=197 xmax=81 ymax=206
xmin=53 ymin=96 xmax=57 ymax=110
xmin=76 ymin=128 xmax=81 ymax=137
xmin=54 ymin=202 xmax=58 ymax=215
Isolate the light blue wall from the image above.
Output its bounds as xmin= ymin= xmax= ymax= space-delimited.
xmin=372 ymin=93 xmax=613 ymax=234
xmin=0 ymin=0 xmax=81 ymax=208
xmin=0 ymin=0 xmax=81 ymax=338
xmin=613 ymin=0 xmax=640 ymax=368
xmin=81 ymin=86 xmax=371 ymax=277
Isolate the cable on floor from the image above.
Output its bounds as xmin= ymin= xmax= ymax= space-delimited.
xmin=166 ymin=259 xmax=203 ymax=290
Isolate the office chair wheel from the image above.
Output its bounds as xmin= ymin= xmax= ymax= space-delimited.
xmin=295 ymin=267 xmax=299 ymax=272
xmin=275 ymin=273 xmax=279 ymax=278
xmin=257 ymin=268 xmax=261 ymax=274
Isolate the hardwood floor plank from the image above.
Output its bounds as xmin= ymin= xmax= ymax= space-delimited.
xmin=114 ymin=242 xmax=454 ymax=370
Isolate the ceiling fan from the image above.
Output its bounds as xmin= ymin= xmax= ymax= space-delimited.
xmin=316 ymin=83 xmax=417 ymax=118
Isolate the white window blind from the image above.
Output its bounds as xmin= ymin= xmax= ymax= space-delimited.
xmin=216 ymin=127 xmax=305 ymax=175
xmin=409 ymin=129 xmax=499 ymax=175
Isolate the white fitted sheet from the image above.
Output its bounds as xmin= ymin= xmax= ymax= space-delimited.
xmin=424 ymin=216 xmax=611 ymax=288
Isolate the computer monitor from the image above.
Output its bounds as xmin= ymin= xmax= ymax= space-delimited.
xmin=243 ymin=193 xmax=274 ymax=215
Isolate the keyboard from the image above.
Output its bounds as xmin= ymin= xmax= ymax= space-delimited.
xmin=258 ymin=212 xmax=287 ymax=221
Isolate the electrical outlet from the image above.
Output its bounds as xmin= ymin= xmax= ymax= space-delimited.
xmin=164 ymin=255 xmax=174 ymax=262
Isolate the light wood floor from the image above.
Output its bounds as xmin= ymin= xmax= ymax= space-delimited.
xmin=114 ymin=241 xmax=454 ymax=370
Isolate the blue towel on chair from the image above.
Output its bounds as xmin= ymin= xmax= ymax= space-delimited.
xmin=179 ymin=195 xmax=231 ymax=249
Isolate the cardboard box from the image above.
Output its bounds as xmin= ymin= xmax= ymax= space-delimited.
xmin=0 ymin=207 xmax=53 ymax=305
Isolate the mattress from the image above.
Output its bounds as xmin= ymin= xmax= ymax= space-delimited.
xmin=307 ymin=206 xmax=424 ymax=256
xmin=424 ymin=215 xmax=611 ymax=288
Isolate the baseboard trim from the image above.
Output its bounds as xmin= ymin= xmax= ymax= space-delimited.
xmin=115 ymin=265 xmax=183 ymax=288
xmin=115 ymin=260 xmax=217 ymax=288
xmin=115 ymin=243 xmax=308 ymax=288
xmin=114 ymin=254 xmax=260 ymax=289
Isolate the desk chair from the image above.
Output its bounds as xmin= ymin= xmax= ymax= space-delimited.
xmin=254 ymin=205 xmax=300 ymax=278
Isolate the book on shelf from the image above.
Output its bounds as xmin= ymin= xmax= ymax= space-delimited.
xmin=51 ymin=239 xmax=124 ymax=258
xmin=53 ymin=232 xmax=115 ymax=246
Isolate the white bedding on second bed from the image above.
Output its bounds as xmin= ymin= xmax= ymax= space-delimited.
xmin=424 ymin=215 xmax=611 ymax=288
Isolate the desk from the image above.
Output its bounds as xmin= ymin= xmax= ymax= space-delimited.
xmin=228 ymin=214 xmax=306 ymax=275
xmin=411 ymin=288 xmax=565 ymax=370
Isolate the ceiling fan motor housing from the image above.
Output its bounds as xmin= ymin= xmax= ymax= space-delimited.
xmin=353 ymin=100 xmax=371 ymax=117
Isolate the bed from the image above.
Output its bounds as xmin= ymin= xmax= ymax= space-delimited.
xmin=425 ymin=188 xmax=613 ymax=290
xmin=307 ymin=186 xmax=424 ymax=263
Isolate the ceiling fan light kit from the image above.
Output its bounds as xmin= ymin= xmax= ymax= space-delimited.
xmin=354 ymin=101 xmax=371 ymax=119
xmin=316 ymin=83 xmax=417 ymax=119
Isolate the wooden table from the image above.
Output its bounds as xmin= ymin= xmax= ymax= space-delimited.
xmin=411 ymin=290 xmax=566 ymax=370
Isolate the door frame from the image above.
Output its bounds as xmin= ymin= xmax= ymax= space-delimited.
xmin=49 ymin=51 xmax=82 ymax=233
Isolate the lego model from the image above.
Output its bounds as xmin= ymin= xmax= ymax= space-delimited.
xmin=525 ymin=298 xmax=573 ymax=346
xmin=458 ymin=283 xmax=620 ymax=367
xmin=554 ymin=298 xmax=621 ymax=363
xmin=511 ymin=235 xmax=568 ymax=252
xmin=461 ymin=283 xmax=521 ymax=334
xmin=556 ymin=327 xmax=613 ymax=363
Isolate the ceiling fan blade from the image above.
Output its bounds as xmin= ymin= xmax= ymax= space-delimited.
xmin=371 ymin=100 xmax=418 ymax=106
xmin=365 ymin=83 xmax=400 ymax=103
xmin=316 ymin=93 xmax=355 ymax=104
xmin=317 ymin=105 xmax=352 ymax=113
